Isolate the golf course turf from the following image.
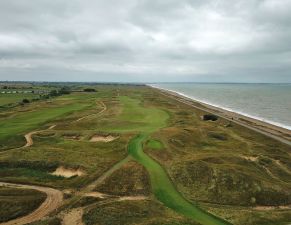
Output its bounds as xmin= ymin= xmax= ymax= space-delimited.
xmin=1 ymin=84 xmax=290 ymax=225
xmin=0 ymin=101 xmax=90 ymax=149
xmin=123 ymin=95 xmax=232 ymax=225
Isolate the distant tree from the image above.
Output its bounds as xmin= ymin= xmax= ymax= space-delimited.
xmin=22 ymin=99 xmax=30 ymax=104
xmin=49 ymin=90 xmax=59 ymax=97
xmin=59 ymin=86 xmax=71 ymax=94
xmin=83 ymin=88 xmax=96 ymax=92
xmin=3 ymin=86 xmax=8 ymax=89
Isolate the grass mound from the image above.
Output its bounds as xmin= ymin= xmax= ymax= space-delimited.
xmin=146 ymin=139 xmax=164 ymax=150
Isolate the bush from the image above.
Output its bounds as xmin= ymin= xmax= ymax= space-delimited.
xmin=59 ymin=86 xmax=71 ymax=95
xmin=83 ymin=88 xmax=96 ymax=92
xmin=202 ymin=114 xmax=218 ymax=121
xmin=22 ymin=99 xmax=30 ymax=103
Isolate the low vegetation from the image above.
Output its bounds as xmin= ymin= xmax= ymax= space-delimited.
xmin=0 ymin=83 xmax=290 ymax=225
xmin=0 ymin=187 xmax=46 ymax=223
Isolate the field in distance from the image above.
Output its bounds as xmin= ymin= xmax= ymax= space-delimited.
xmin=0 ymin=83 xmax=290 ymax=225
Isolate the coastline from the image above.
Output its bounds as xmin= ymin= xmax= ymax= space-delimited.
xmin=149 ymin=85 xmax=291 ymax=146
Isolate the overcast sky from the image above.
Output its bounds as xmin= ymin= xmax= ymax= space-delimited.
xmin=0 ymin=0 xmax=291 ymax=83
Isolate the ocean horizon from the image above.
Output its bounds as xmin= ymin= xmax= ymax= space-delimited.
xmin=151 ymin=83 xmax=291 ymax=131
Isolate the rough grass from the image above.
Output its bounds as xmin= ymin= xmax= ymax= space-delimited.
xmin=0 ymin=187 xmax=46 ymax=223
xmin=0 ymin=93 xmax=36 ymax=106
xmin=83 ymin=200 xmax=200 ymax=225
xmin=142 ymin=88 xmax=291 ymax=224
xmin=95 ymin=161 xmax=151 ymax=196
xmin=1 ymin=85 xmax=290 ymax=225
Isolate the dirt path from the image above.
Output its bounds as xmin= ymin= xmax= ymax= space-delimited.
xmin=24 ymin=125 xmax=56 ymax=147
xmin=75 ymin=101 xmax=106 ymax=122
xmin=62 ymin=208 xmax=84 ymax=225
xmin=84 ymin=155 xmax=131 ymax=192
xmin=0 ymin=182 xmax=63 ymax=225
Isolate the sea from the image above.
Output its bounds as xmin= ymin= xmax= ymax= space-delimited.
xmin=150 ymin=83 xmax=291 ymax=131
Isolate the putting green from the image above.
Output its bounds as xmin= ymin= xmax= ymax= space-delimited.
xmin=147 ymin=139 xmax=164 ymax=150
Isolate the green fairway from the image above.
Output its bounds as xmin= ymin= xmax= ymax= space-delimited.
xmin=111 ymin=95 xmax=231 ymax=224
xmin=128 ymin=134 xmax=231 ymax=225
xmin=0 ymin=102 xmax=89 ymax=142
xmin=101 ymin=96 xmax=169 ymax=132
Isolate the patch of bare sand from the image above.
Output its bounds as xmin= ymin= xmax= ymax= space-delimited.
xmin=62 ymin=208 xmax=84 ymax=225
xmin=89 ymin=135 xmax=118 ymax=142
xmin=84 ymin=192 xmax=108 ymax=199
xmin=51 ymin=166 xmax=85 ymax=178
xmin=241 ymin=156 xmax=258 ymax=162
xmin=118 ymin=196 xmax=148 ymax=201
xmin=254 ymin=205 xmax=291 ymax=211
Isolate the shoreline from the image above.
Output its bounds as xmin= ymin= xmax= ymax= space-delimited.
xmin=149 ymin=85 xmax=291 ymax=146
xmin=151 ymin=85 xmax=291 ymax=131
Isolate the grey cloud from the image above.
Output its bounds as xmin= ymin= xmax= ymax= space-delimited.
xmin=0 ymin=0 xmax=290 ymax=82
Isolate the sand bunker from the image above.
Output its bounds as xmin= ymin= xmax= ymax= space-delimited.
xmin=89 ymin=135 xmax=118 ymax=142
xmin=51 ymin=166 xmax=85 ymax=178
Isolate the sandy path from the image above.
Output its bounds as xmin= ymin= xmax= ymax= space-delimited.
xmin=24 ymin=125 xmax=56 ymax=147
xmin=0 ymin=182 xmax=63 ymax=225
xmin=75 ymin=101 xmax=106 ymax=122
xmin=117 ymin=196 xmax=148 ymax=201
xmin=84 ymin=155 xmax=131 ymax=192
xmin=62 ymin=208 xmax=84 ymax=225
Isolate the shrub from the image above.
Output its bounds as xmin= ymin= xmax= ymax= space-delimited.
xmin=202 ymin=114 xmax=218 ymax=121
xmin=22 ymin=99 xmax=30 ymax=103
xmin=84 ymin=88 xmax=96 ymax=92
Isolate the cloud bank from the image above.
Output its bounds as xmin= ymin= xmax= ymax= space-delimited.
xmin=0 ymin=0 xmax=291 ymax=82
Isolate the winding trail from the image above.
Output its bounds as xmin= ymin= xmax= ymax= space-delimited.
xmin=0 ymin=182 xmax=63 ymax=225
xmin=84 ymin=156 xmax=130 ymax=192
xmin=24 ymin=125 xmax=56 ymax=147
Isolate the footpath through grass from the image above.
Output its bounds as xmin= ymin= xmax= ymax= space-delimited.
xmin=116 ymin=95 xmax=231 ymax=225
